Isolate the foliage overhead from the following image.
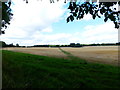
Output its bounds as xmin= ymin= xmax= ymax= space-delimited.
xmin=67 ymin=1 xmax=120 ymax=29
xmin=1 ymin=1 xmax=13 ymax=34
xmin=0 ymin=0 xmax=120 ymax=34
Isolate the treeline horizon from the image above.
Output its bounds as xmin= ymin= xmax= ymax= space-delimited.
xmin=0 ymin=41 xmax=120 ymax=48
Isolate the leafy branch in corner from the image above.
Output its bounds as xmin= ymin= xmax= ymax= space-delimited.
xmin=67 ymin=1 xmax=120 ymax=29
xmin=1 ymin=1 xmax=13 ymax=34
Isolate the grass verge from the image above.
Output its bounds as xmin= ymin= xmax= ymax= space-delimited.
xmin=2 ymin=50 xmax=120 ymax=88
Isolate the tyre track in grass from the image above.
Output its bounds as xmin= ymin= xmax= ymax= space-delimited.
xmin=59 ymin=47 xmax=87 ymax=64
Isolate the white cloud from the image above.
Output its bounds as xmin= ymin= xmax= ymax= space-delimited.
xmin=31 ymin=33 xmax=72 ymax=45
xmin=1 ymin=1 xmax=118 ymax=46
xmin=42 ymin=21 xmax=117 ymax=45
xmin=11 ymin=0 xmax=65 ymax=30
xmin=41 ymin=27 xmax=53 ymax=32
xmin=1 ymin=0 xmax=67 ymax=45
xmin=80 ymin=21 xmax=118 ymax=44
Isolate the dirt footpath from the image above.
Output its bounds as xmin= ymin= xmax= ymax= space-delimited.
xmin=2 ymin=46 xmax=119 ymax=66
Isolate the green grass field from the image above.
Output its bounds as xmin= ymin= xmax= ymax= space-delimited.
xmin=2 ymin=50 xmax=120 ymax=88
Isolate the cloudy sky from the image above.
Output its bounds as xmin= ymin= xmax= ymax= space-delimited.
xmin=1 ymin=0 xmax=119 ymax=46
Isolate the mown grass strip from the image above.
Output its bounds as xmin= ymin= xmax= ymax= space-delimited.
xmin=59 ymin=47 xmax=87 ymax=64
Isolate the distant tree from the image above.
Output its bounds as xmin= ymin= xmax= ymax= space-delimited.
xmin=0 ymin=41 xmax=7 ymax=47
xmin=56 ymin=45 xmax=60 ymax=47
xmin=65 ymin=45 xmax=69 ymax=47
xmin=8 ymin=43 xmax=14 ymax=47
xmin=61 ymin=45 xmax=64 ymax=47
xmin=21 ymin=46 xmax=26 ymax=47
xmin=70 ymin=43 xmax=76 ymax=47
xmin=75 ymin=43 xmax=82 ymax=47
xmin=16 ymin=43 xmax=19 ymax=47
xmin=116 ymin=42 xmax=120 ymax=45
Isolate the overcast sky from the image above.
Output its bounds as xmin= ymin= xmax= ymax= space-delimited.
xmin=1 ymin=0 xmax=118 ymax=46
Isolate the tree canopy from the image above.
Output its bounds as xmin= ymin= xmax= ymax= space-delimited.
xmin=0 ymin=1 xmax=13 ymax=34
xmin=0 ymin=0 xmax=120 ymax=34
xmin=67 ymin=1 xmax=120 ymax=29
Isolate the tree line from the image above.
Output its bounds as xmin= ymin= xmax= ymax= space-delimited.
xmin=0 ymin=41 xmax=20 ymax=47
xmin=0 ymin=41 xmax=120 ymax=48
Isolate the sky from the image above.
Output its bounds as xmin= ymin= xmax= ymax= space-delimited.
xmin=0 ymin=0 xmax=119 ymax=46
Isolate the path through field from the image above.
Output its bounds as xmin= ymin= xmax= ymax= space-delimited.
xmin=61 ymin=46 xmax=118 ymax=66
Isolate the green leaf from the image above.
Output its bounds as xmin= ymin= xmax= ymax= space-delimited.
xmin=66 ymin=17 xmax=70 ymax=23
xmin=70 ymin=15 xmax=74 ymax=21
xmin=73 ymin=2 xmax=76 ymax=8
xmin=75 ymin=7 xmax=78 ymax=13
xmin=118 ymin=1 xmax=120 ymax=6
xmin=92 ymin=15 xmax=96 ymax=19
xmin=8 ymin=1 xmax=11 ymax=7
xmin=73 ymin=13 xmax=77 ymax=17
xmin=114 ymin=22 xmax=119 ymax=28
xmin=108 ymin=15 xmax=115 ymax=21
xmin=97 ymin=15 xmax=101 ymax=18
xmin=104 ymin=17 xmax=108 ymax=22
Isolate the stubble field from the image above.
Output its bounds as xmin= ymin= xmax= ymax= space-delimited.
xmin=3 ymin=46 xmax=119 ymax=66
xmin=61 ymin=46 xmax=119 ymax=66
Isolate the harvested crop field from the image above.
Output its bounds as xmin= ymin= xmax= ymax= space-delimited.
xmin=2 ymin=47 xmax=68 ymax=59
xmin=61 ymin=46 xmax=119 ymax=66
xmin=2 ymin=46 xmax=119 ymax=66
